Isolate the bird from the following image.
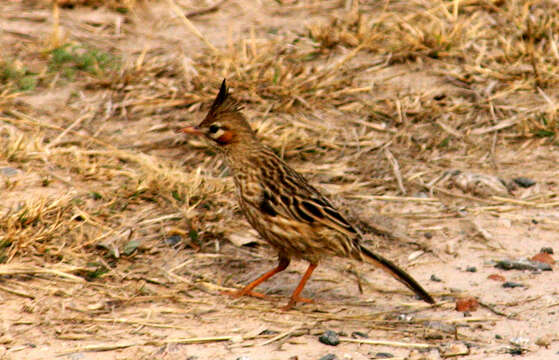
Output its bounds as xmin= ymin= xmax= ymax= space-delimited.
xmin=178 ymin=79 xmax=435 ymax=310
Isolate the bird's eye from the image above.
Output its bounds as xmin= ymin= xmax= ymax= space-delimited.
xmin=208 ymin=124 xmax=220 ymax=134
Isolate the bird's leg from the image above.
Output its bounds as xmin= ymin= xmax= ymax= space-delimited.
xmin=223 ymin=256 xmax=290 ymax=300
xmin=281 ymin=263 xmax=317 ymax=311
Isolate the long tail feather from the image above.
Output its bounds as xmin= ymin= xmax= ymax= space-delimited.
xmin=357 ymin=245 xmax=435 ymax=304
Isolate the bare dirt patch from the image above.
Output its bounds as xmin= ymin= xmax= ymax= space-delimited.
xmin=1 ymin=1 xmax=558 ymax=359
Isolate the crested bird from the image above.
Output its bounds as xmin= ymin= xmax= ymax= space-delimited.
xmin=178 ymin=79 xmax=435 ymax=310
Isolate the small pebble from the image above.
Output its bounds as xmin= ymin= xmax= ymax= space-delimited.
xmin=351 ymin=331 xmax=368 ymax=339
xmin=465 ymin=266 xmax=477 ymax=272
xmin=0 ymin=167 xmax=20 ymax=177
xmin=535 ymin=335 xmax=551 ymax=347
xmin=502 ymin=281 xmax=525 ymax=288
xmin=531 ymin=219 xmax=538 ymax=224
xmin=319 ymin=330 xmax=340 ymax=346
xmin=236 ymin=357 xmax=251 ymax=360
xmin=424 ymin=232 xmax=433 ymax=239
xmin=531 ymin=252 xmax=555 ymax=266
xmin=541 ymin=247 xmax=554 ymax=254
xmin=442 ymin=343 xmax=469 ymax=357
xmin=487 ymin=274 xmax=506 ymax=282
xmin=397 ymin=313 xmax=414 ymax=322
xmin=164 ymin=235 xmax=182 ymax=246
xmin=375 ymin=353 xmax=394 ymax=359
xmin=507 ymin=347 xmax=524 ymax=355
xmin=425 ymin=321 xmax=456 ymax=333
xmin=430 ymin=274 xmax=442 ymax=282
xmin=415 ymin=192 xmax=430 ymax=198
xmin=495 ymin=334 xmax=503 ymax=339
xmin=319 ymin=354 xmax=338 ymax=360
xmin=513 ymin=177 xmax=536 ymax=188
xmin=510 ymin=337 xmax=530 ymax=346
xmin=495 ymin=259 xmax=551 ymax=271
xmin=260 ymin=329 xmax=279 ymax=335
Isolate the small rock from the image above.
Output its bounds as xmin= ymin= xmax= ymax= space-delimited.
xmin=0 ymin=167 xmax=20 ymax=177
xmin=502 ymin=281 xmax=525 ymax=288
xmin=487 ymin=274 xmax=506 ymax=282
xmin=506 ymin=347 xmax=524 ymax=355
xmin=423 ymin=331 xmax=443 ymax=340
xmin=495 ymin=334 xmax=503 ymax=339
xmin=69 ymin=353 xmax=85 ymax=360
xmin=236 ymin=357 xmax=251 ymax=360
xmin=350 ymin=331 xmax=368 ymax=339
xmin=0 ymin=336 xmax=13 ymax=345
xmin=123 ymin=240 xmax=141 ymax=255
xmin=397 ymin=313 xmax=414 ymax=322
xmin=495 ymin=259 xmax=551 ymax=271
xmin=456 ymin=297 xmax=479 ymax=312
xmin=513 ymin=177 xmax=536 ymax=188
xmin=375 ymin=353 xmax=394 ymax=359
xmin=319 ymin=355 xmax=338 ymax=360
xmin=424 ymin=232 xmax=433 ymax=239
xmin=510 ymin=337 xmax=530 ymax=347
xmin=531 ymin=252 xmax=555 ymax=266
xmin=319 ymin=330 xmax=340 ymax=346
xmin=540 ymin=247 xmax=554 ymax=254
xmin=288 ymin=357 xmax=299 ymax=360
xmin=465 ymin=266 xmax=477 ymax=272
xmin=229 ymin=232 xmax=261 ymax=247
xmin=424 ymin=321 xmax=456 ymax=333
xmin=442 ymin=343 xmax=469 ymax=357
xmin=406 ymin=348 xmax=438 ymax=360
xmin=535 ymin=335 xmax=551 ymax=347
xmin=430 ymin=274 xmax=442 ymax=282
xmin=231 ymin=335 xmax=243 ymax=343
xmin=164 ymin=234 xmax=182 ymax=246
xmin=259 ymin=329 xmax=279 ymax=335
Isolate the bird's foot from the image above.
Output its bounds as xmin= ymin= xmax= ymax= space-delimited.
xmin=281 ymin=296 xmax=314 ymax=311
xmin=220 ymin=289 xmax=271 ymax=300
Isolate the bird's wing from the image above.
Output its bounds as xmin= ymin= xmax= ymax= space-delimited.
xmin=259 ymin=156 xmax=359 ymax=238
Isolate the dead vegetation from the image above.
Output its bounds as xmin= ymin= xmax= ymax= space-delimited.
xmin=0 ymin=0 xmax=558 ymax=359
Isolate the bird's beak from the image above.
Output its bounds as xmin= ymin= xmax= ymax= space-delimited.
xmin=177 ymin=126 xmax=203 ymax=135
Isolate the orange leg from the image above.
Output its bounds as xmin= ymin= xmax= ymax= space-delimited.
xmin=281 ymin=263 xmax=317 ymax=311
xmin=223 ymin=257 xmax=290 ymax=299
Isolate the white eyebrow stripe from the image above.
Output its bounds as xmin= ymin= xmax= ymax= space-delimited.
xmin=209 ymin=128 xmax=225 ymax=139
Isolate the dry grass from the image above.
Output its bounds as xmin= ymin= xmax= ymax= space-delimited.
xmin=0 ymin=0 xmax=558 ymax=358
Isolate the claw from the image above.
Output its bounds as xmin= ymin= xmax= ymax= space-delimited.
xmin=281 ymin=296 xmax=314 ymax=311
xmin=220 ymin=289 xmax=271 ymax=300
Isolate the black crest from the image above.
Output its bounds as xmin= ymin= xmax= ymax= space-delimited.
xmin=210 ymin=79 xmax=229 ymax=112
xmin=207 ymin=79 xmax=243 ymax=116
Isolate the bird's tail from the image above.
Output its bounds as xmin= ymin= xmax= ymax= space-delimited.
xmin=355 ymin=244 xmax=435 ymax=304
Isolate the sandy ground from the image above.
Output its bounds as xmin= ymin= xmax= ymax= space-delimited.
xmin=1 ymin=1 xmax=559 ymax=359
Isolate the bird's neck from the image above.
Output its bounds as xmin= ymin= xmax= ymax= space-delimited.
xmin=222 ymin=138 xmax=266 ymax=173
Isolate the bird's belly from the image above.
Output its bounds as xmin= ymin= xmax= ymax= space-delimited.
xmin=245 ymin=208 xmax=344 ymax=263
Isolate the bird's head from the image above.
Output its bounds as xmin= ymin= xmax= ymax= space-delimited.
xmin=178 ymin=79 xmax=255 ymax=147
